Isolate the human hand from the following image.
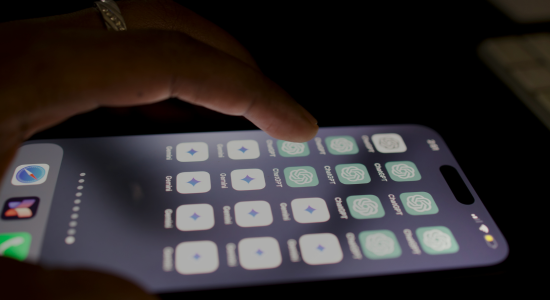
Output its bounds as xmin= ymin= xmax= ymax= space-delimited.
xmin=0 ymin=0 xmax=318 ymax=180
xmin=0 ymin=0 xmax=317 ymax=298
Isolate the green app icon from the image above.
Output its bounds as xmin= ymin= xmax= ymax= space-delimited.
xmin=325 ymin=136 xmax=359 ymax=155
xmin=400 ymin=192 xmax=439 ymax=215
xmin=359 ymin=230 xmax=402 ymax=259
xmin=335 ymin=163 xmax=371 ymax=184
xmin=284 ymin=166 xmax=319 ymax=187
xmin=346 ymin=195 xmax=385 ymax=219
xmin=0 ymin=232 xmax=31 ymax=261
xmin=385 ymin=161 xmax=421 ymax=182
xmin=416 ymin=226 xmax=459 ymax=255
xmin=277 ymin=140 xmax=310 ymax=157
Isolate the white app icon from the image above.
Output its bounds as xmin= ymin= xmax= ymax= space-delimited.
xmin=175 ymin=240 xmax=219 ymax=275
xmin=176 ymin=171 xmax=211 ymax=194
xmin=11 ymin=164 xmax=50 ymax=186
xmin=371 ymin=133 xmax=407 ymax=153
xmin=227 ymin=140 xmax=260 ymax=160
xmin=176 ymin=142 xmax=209 ymax=162
xmin=299 ymin=233 xmax=343 ymax=265
xmin=230 ymin=169 xmax=266 ymax=191
xmin=176 ymin=204 xmax=215 ymax=231
xmin=238 ymin=237 xmax=282 ymax=270
xmin=235 ymin=200 xmax=273 ymax=227
xmin=291 ymin=198 xmax=330 ymax=224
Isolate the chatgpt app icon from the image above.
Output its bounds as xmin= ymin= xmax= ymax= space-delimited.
xmin=359 ymin=230 xmax=402 ymax=260
xmin=284 ymin=166 xmax=319 ymax=187
xmin=400 ymin=192 xmax=439 ymax=215
xmin=277 ymin=140 xmax=310 ymax=157
xmin=335 ymin=163 xmax=370 ymax=184
xmin=416 ymin=226 xmax=459 ymax=255
xmin=385 ymin=161 xmax=421 ymax=182
xmin=325 ymin=136 xmax=359 ymax=155
xmin=371 ymin=133 xmax=407 ymax=153
xmin=346 ymin=195 xmax=385 ymax=219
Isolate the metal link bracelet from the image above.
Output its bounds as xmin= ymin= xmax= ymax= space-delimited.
xmin=94 ymin=0 xmax=127 ymax=31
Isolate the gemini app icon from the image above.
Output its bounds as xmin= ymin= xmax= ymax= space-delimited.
xmin=230 ymin=169 xmax=266 ymax=191
xmin=299 ymin=233 xmax=343 ymax=265
xmin=238 ymin=237 xmax=282 ymax=270
xmin=176 ymin=142 xmax=209 ymax=162
xmin=175 ymin=240 xmax=219 ymax=275
xmin=176 ymin=204 xmax=215 ymax=231
xmin=227 ymin=140 xmax=260 ymax=160
xmin=176 ymin=171 xmax=211 ymax=194
xmin=291 ymin=198 xmax=330 ymax=223
xmin=234 ymin=200 xmax=273 ymax=227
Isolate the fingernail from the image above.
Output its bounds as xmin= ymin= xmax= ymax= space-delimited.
xmin=302 ymin=110 xmax=318 ymax=126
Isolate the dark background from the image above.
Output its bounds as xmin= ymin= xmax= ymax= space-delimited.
xmin=1 ymin=0 xmax=546 ymax=296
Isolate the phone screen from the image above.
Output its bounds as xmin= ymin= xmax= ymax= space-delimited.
xmin=0 ymin=124 xmax=507 ymax=293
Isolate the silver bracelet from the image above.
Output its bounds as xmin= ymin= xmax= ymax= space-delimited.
xmin=94 ymin=0 xmax=127 ymax=31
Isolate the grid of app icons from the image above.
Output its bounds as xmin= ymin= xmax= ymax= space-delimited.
xmin=163 ymin=134 xmax=458 ymax=275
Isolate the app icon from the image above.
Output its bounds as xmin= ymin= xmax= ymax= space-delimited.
xmin=175 ymin=240 xmax=219 ymax=275
xmin=325 ymin=136 xmax=359 ymax=155
xmin=299 ymin=233 xmax=343 ymax=265
xmin=238 ymin=237 xmax=282 ymax=270
xmin=230 ymin=169 xmax=266 ymax=191
xmin=11 ymin=164 xmax=50 ymax=186
xmin=176 ymin=142 xmax=209 ymax=162
xmin=176 ymin=204 xmax=215 ymax=231
xmin=0 ymin=232 xmax=31 ymax=261
xmin=416 ymin=226 xmax=459 ymax=255
xmin=371 ymin=133 xmax=407 ymax=153
xmin=385 ymin=161 xmax=421 ymax=182
xmin=400 ymin=192 xmax=439 ymax=215
xmin=227 ymin=140 xmax=260 ymax=160
xmin=346 ymin=195 xmax=385 ymax=219
xmin=235 ymin=201 xmax=273 ymax=227
xmin=335 ymin=163 xmax=371 ymax=184
xmin=291 ymin=198 xmax=330 ymax=223
xmin=176 ymin=171 xmax=211 ymax=194
xmin=283 ymin=166 xmax=319 ymax=187
xmin=2 ymin=197 xmax=40 ymax=220
xmin=277 ymin=141 xmax=310 ymax=157
xmin=358 ymin=230 xmax=402 ymax=259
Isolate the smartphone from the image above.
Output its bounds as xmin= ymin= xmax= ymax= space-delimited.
xmin=0 ymin=124 xmax=508 ymax=293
